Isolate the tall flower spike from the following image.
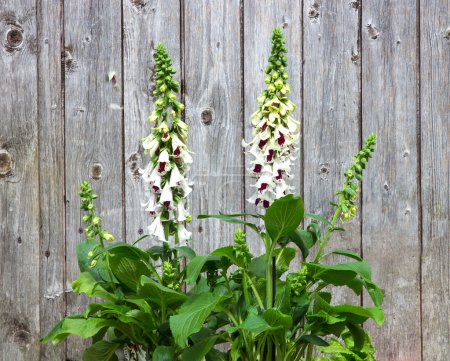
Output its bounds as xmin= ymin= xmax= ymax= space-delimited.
xmin=140 ymin=43 xmax=192 ymax=245
xmin=243 ymin=28 xmax=300 ymax=210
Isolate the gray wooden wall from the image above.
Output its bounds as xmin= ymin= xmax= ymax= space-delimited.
xmin=0 ymin=1 xmax=448 ymax=360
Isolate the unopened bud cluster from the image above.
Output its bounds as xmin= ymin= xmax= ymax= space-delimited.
xmin=289 ymin=265 xmax=309 ymax=297
xmin=140 ymin=43 xmax=192 ymax=245
xmin=162 ymin=261 xmax=180 ymax=291
xmin=244 ymin=28 xmax=300 ymax=210
xmin=233 ymin=229 xmax=251 ymax=268
xmin=337 ymin=133 xmax=376 ymax=221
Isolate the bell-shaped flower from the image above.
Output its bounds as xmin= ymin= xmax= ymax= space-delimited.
xmin=160 ymin=183 xmax=173 ymax=209
xmin=157 ymin=150 xmax=171 ymax=175
xmin=148 ymin=216 xmax=166 ymax=242
xmin=177 ymin=223 xmax=191 ymax=245
xmin=176 ymin=200 xmax=189 ymax=222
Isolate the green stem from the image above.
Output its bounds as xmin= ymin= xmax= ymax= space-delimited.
xmin=245 ymin=272 xmax=265 ymax=310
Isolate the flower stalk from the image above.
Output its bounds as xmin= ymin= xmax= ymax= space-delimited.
xmin=140 ymin=43 xmax=192 ymax=245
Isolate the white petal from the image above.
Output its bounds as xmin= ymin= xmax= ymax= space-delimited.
xmin=160 ymin=183 xmax=173 ymax=205
xmin=177 ymin=223 xmax=191 ymax=244
xmin=148 ymin=216 xmax=166 ymax=242
xmin=169 ymin=165 xmax=183 ymax=187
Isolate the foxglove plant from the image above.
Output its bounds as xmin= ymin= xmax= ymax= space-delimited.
xmin=140 ymin=43 xmax=192 ymax=245
xmin=244 ymin=27 xmax=300 ymax=210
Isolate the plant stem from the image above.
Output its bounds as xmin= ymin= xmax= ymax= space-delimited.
xmin=245 ymin=273 xmax=265 ymax=310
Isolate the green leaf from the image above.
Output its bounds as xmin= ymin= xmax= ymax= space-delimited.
xmin=219 ymin=211 xmax=263 ymax=219
xmin=332 ymin=305 xmax=384 ymax=326
xmin=262 ymin=309 xmax=292 ymax=329
xmin=239 ymin=313 xmax=272 ymax=336
xmin=72 ymin=272 xmax=116 ymax=302
xmin=297 ymin=334 xmax=329 ymax=346
xmin=331 ymin=249 xmax=363 ymax=261
xmin=170 ymin=292 xmax=228 ymax=347
xmin=77 ymin=241 xmax=113 ymax=283
xmin=286 ymin=228 xmax=317 ymax=259
xmin=175 ymin=246 xmax=197 ymax=259
xmin=138 ymin=275 xmax=187 ymax=308
xmin=40 ymin=316 xmax=116 ymax=346
xmin=264 ymin=194 xmax=304 ymax=242
xmin=186 ymin=256 xmax=209 ymax=285
xmin=181 ymin=336 xmax=218 ymax=361
xmin=83 ymin=341 xmax=119 ymax=361
xmin=211 ymin=246 xmax=239 ymax=265
xmin=304 ymin=213 xmax=332 ymax=226
xmin=347 ymin=323 xmax=366 ymax=351
xmin=109 ymin=254 xmax=151 ymax=291
xmin=274 ymin=247 xmax=296 ymax=276
xmin=152 ymin=346 xmax=175 ymax=361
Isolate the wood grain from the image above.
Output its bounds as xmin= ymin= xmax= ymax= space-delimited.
xmin=0 ymin=1 xmax=40 ymax=359
xmin=184 ymin=0 xmax=243 ymax=254
xmin=36 ymin=0 xmax=65 ymax=359
xmin=420 ymin=0 xmax=450 ymax=359
xmin=362 ymin=1 xmax=421 ymax=360
xmin=243 ymin=0 xmax=302 ymax=256
xmin=63 ymin=0 xmax=123 ymax=358
xmin=123 ymin=0 xmax=181 ymax=247
xmin=302 ymin=0 xmax=361 ymax=305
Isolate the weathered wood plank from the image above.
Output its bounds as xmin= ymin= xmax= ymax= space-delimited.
xmin=362 ymin=1 xmax=421 ymax=360
xmin=420 ymin=1 xmax=450 ymax=359
xmin=243 ymin=0 xmax=302 ymax=255
xmin=64 ymin=0 xmax=123 ymax=358
xmin=37 ymin=0 xmax=65 ymax=359
xmin=184 ymin=0 xmax=243 ymax=253
xmin=302 ymin=0 xmax=361 ymax=305
xmin=0 ymin=2 xmax=40 ymax=360
xmin=123 ymin=0 xmax=181 ymax=246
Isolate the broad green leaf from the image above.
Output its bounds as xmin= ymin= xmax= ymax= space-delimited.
xmin=248 ymin=247 xmax=296 ymax=278
xmin=138 ymin=275 xmax=187 ymax=308
xmin=264 ymin=194 xmax=304 ymax=242
xmin=347 ymin=323 xmax=366 ymax=351
xmin=286 ymin=229 xmax=317 ymax=259
xmin=72 ymin=272 xmax=116 ymax=302
xmin=211 ymin=246 xmax=239 ymax=265
xmin=83 ymin=341 xmax=119 ymax=361
xmin=40 ymin=316 xmax=116 ymax=346
xmin=205 ymin=348 xmax=228 ymax=361
xmin=106 ymin=243 xmax=150 ymax=261
xmin=297 ymin=334 xmax=329 ymax=346
xmin=77 ymin=241 xmax=113 ymax=283
xmin=186 ymin=256 xmax=209 ymax=285
xmin=304 ymin=213 xmax=332 ymax=226
xmin=332 ymin=305 xmax=384 ymax=326
xmin=239 ymin=313 xmax=272 ymax=336
xmin=153 ymin=346 xmax=174 ymax=361
xmin=219 ymin=211 xmax=263 ymax=219
xmin=108 ymin=253 xmax=151 ymax=290
xmin=262 ymin=309 xmax=292 ymax=329
xmin=332 ymin=249 xmax=363 ymax=261
xmin=181 ymin=336 xmax=218 ymax=361
xmin=170 ymin=292 xmax=227 ymax=347
xmin=175 ymin=245 xmax=197 ymax=260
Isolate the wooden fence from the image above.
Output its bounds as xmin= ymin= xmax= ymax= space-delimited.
xmin=0 ymin=0 xmax=449 ymax=360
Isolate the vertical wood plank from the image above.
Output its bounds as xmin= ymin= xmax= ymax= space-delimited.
xmin=64 ymin=0 xmax=123 ymax=358
xmin=184 ymin=0 xmax=243 ymax=253
xmin=302 ymin=0 xmax=361 ymax=304
xmin=123 ymin=0 xmax=181 ymax=246
xmin=420 ymin=1 xmax=450 ymax=359
xmin=37 ymin=0 xmax=65 ymax=359
xmin=243 ymin=0 xmax=302 ymax=254
xmin=0 ymin=2 xmax=40 ymax=359
xmin=362 ymin=1 xmax=421 ymax=360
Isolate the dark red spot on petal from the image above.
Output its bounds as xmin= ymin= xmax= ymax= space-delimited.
xmin=278 ymin=134 xmax=285 ymax=145
xmin=173 ymin=147 xmax=181 ymax=157
xmin=266 ymin=150 xmax=274 ymax=162
xmin=152 ymin=185 xmax=160 ymax=192
xmin=258 ymin=139 xmax=268 ymax=149
xmin=263 ymin=200 xmax=270 ymax=208
xmin=255 ymin=198 xmax=261 ymax=206
xmin=253 ymin=164 xmax=262 ymax=173
xmin=275 ymin=170 xmax=283 ymax=181
xmin=158 ymin=162 xmax=166 ymax=173
xmin=258 ymin=183 xmax=268 ymax=193
xmin=262 ymin=123 xmax=268 ymax=131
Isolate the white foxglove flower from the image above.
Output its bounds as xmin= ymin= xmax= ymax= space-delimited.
xmin=243 ymin=28 xmax=299 ymax=210
xmin=148 ymin=216 xmax=165 ymax=242
xmin=177 ymin=223 xmax=191 ymax=245
xmin=139 ymin=43 xmax=192 ymax=244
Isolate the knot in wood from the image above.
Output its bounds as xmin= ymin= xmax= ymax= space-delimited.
xmin=308 ymin=4 xmax=320 ymax=20
xmin=0 ymin=149 xmax=13 ymax=176
xmin=444 ymin=28 xmax=450 ymax=40
xmin=366 ymin=24 xmax=380 ymax=40
xmin=90 ymin=162 xmax=103 ymax=180
xmin=6 ymin=27 xmax=23 ymax=49
xmin=201 ymin=108 xmax=214 ymax=125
